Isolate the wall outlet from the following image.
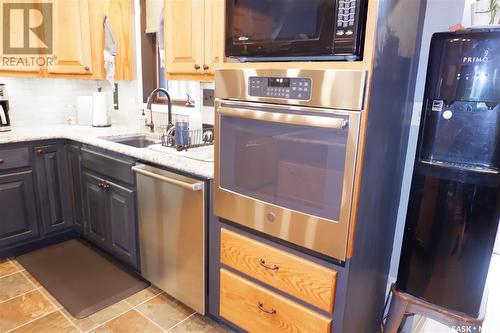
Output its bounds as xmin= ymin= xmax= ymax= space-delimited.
xmin=114 ymin=83 xmax=119 ymax=110
xmin=203 ymin=89 xmax=214 ymax=107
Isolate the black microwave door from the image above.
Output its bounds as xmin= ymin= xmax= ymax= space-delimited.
xmin=225 ymin=0 xmax=335 ymax=58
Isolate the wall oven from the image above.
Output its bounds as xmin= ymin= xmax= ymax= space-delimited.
xmin=225 ymin=0 xmax=368 ymax=61
xmin=214 ymin=69 xmax=366 ymax=261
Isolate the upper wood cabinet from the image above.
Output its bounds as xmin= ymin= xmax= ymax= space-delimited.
xmin=47 ymin=0 xmax=92 ymax=75
xmin=164 ymin=0 xmax=224 ymax=80
xmin=204 ymin=0 xmax=224 ymax=75
xmin=0 ymin=0 xmax=133 ymax=80
xmin=164 ymin=0 xmax=205 ymax=75
xmin=0 ymin=0 xmax=42 ymax=73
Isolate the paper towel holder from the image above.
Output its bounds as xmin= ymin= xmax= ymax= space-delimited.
xmin=92 ymin=87 xmax=112 ymax=127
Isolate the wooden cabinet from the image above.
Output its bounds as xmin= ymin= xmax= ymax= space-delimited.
xmin=34 ymin=144 xmax=73 ymax=236
xmin=220 ymin=228 xmax=338 ymax=313
xmin=82 ymin=168 xmax=138 ymax=269
xmin=0 ymin=0 xmax=42 ymax=76
xmin=0 ymin=171 xmax=40 ymax=248
xmin=0 ymin=0 xmax=133 ymax=80
xmin=203 ymin=0 xmax=225 ymax=75
xmin=220 ymin=269 xmax=332 ymax=333
xmin=216 ymin=228 xmax=340 ymax=332
xmin=48 ymin=0 xmax=92 ymax=75
xmin=164 ymin=0 xmax=205 ymax=75
xmin=164 ymin=0 xmax=224 ymax=80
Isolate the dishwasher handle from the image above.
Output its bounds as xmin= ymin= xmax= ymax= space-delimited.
xmin=132 ymin=165 xmax=204 ymax=191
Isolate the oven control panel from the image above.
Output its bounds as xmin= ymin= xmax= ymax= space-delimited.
xmin=249 ymin=77 xmax=312 ymax=100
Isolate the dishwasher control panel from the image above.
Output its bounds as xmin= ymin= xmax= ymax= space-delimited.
xmin=249 ymin=77 xmax=312 ymax=100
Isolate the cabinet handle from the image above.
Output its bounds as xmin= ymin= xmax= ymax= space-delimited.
xmin=104 ymin=183 xmax=110 ymax=191
xmin=257 ymin=302 xmax=276 ymax=315
xmin=203 ymin=64 xmax=209 ymax=70
xmin=259 ymin=259 xmax=279 ymax=271
xmin=194 ymin=64 xmax=201 ymax=70
xmin=84 ymin=66 xmax=90 ymax=71
xmin=98 ymin=183 xmax=104 ymax=189
xmin=0 ymin=159 xmax=3 ymax=164
xmin=36 ymin=148 xmax=44 ymax=156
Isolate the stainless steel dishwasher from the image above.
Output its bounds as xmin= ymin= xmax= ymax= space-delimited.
xmin=132 ymin=163 xmax=205 ymax=314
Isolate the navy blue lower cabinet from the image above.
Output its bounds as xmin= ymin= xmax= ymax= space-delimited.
xmin=0 ymin=141 xmax=138 ymax=266
xmin=34 ymin=144 xmax=73 ymax=235
xmin=66 ymin=144 xmax=85 ymax=233
xmin=82 ymin=170 xmax=139 ymax=269
xmin=83 ymin=171 xmax=109 ymax=250
xmin=0 ymin=171 xmax=40 ymax=248
xmin=108 ymin=181 xmax=138 ymax=268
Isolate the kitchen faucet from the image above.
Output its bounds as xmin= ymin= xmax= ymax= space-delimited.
xmin=144 ymin=88 xmax=173 ymax=133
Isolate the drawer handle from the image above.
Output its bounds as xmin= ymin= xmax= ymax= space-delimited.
xmin=258 ymin=302 xmax=276 ymax=315
xmin=98 ymin=182 xmax=110 ymax=190
xmin=36 ymin=148 xmax=44 ymax=155
xmin=0 ymin=159 xmax=3 ymax=164
xmin=259 ymin=259 xmax=279 ymax=271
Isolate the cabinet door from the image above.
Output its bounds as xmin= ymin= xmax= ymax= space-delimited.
xmin=203 ymin=0 xmax=225 ymax=74
xmin=82 ymin=172 xmax=108 ymax=249
xmin=47 ymin=0 xmax=92 ymax=74
xmin=164 ymin=0 xmax=205 ymax=75
xmin=34 ymin=144 xmax=72 ymax=235
xmin=0 ymin=0 xmax=43 ymax=73
xmin=0 ymin=171 xmax=40 ymax=248
xmin=67 ymin=145 xmax=84 ymax=233
xmin=108 ymin=181 xmax=138 ymax=268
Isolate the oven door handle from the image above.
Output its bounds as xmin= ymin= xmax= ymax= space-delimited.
xmin=218 ymin=106 xmax=349 ymax=129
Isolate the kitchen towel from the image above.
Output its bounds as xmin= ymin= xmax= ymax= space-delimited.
xmin=104 ymin=16 xmax=118 ymax=89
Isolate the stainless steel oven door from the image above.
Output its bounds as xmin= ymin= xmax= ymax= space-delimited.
xmin=214 ymin=100 xmax=361 ymax=261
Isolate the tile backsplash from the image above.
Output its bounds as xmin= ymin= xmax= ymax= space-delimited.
xmin=0 ymin=76 xmax=214 ymax=130
xmin=0 ymin=77 xmax=140 ymax=127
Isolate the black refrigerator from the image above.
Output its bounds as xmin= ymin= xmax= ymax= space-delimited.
xmin=396 ymin=28 xmax=500 ymax=317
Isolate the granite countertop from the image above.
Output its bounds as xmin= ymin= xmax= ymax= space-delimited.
xmin=0 ymin=125 xmax=214 ymax=179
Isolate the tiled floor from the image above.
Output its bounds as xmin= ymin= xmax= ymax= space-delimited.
xmin=0 ymin=258 xmax=231 ymax=333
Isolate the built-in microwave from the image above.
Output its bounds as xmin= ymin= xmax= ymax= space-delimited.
xmin=225 ymin=0 xmax=368 ymax=61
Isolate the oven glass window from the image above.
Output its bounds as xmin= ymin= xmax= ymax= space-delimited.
xmin=231 ymin=0 xmax=323 ymax=43
xmin=219 ymin=114 xmax=348 ymax=222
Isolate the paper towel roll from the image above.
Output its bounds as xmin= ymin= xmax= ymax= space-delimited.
xmin=92 ymin=91 xmax=111 ymax=127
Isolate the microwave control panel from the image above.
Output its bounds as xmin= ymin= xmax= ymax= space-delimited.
xmin=333 ymin=0 xmax=365 ymax=56
xmin=248 ymin=77 xmax=312 ymax=100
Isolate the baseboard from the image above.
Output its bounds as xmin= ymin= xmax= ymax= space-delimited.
xmin=0 ymin=229 xmax=79 ymax=259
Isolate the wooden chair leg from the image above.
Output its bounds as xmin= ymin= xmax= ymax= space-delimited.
xmin=384 ymin=293 xmax=409 ymax=333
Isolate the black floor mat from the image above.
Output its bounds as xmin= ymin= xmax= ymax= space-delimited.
xmin=17 ymin=239 xmax=149 ymax=319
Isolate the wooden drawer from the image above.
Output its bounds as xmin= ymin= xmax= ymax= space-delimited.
xmin=220 ymin=269 xmax=331 ymax=333
xmin=220 ymin=228 xmax=337 ymax=312
xmin=0 ymin=147 xmax=30 ymax=171
xmin=81 ymin=147 xmax=135 ymax=185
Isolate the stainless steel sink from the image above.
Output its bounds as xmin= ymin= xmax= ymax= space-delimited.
xmin=101 ymin=134 xmax=161 ymax=148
